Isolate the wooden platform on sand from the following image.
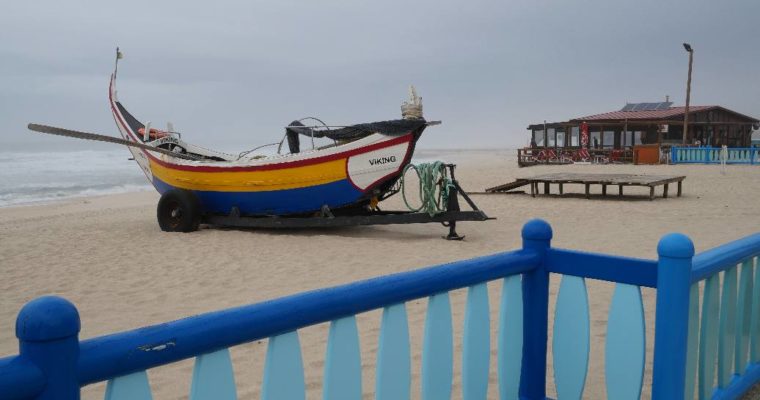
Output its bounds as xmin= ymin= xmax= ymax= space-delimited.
xmin=485 ymin=173 xmax=686 ymax=200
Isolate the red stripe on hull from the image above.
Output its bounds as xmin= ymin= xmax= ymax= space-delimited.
xmin=149 ymin=134 xmax=413 ymax=172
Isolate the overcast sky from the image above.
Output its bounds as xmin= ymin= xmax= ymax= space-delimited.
xmin=2 ymin=0 xmax=758 ymax=151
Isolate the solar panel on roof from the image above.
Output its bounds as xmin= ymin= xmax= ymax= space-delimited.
xmin=632 ymin=103 xmax=646 ymax=111
xmin=621 ymin=102 xmax=674 ymax=112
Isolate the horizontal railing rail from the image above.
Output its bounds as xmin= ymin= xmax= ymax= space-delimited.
xmin=0 ymin=357 xmax=44 ymax=399
xmin=77 ymin=248 xmax=539 ymax=385
xmin=546 ymin=248 xmax=658 ymax=287
xmin=692 ymin=232 xmax=760 ymax=282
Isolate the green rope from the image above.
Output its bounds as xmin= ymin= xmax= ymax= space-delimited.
xmin=401 ymin=161 xmax=453 ymax=216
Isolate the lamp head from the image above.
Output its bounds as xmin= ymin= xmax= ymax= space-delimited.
xmin=683 ymin=43 xmax=693 ymax=52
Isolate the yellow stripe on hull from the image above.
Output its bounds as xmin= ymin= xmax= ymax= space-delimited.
xmin=148 ymin=158 xmax=348 ymax=192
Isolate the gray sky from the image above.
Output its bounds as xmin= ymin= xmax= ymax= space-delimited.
xmin=2 ymin=0 xmax=758 ymax=151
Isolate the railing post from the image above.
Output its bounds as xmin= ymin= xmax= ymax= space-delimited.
xmin=652 ymin=233 xmax=694 ymax=400
xmin=519 ymin=219 xmax=552 ymax=400
xmin=16 ymin=296 xmax=81 ymax=399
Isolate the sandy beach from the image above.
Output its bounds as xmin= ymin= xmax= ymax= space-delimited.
xmin=1 ymin=150 xmax=759 ymax=399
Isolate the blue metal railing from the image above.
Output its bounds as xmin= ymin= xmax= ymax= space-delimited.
xmin=1 ymin=219 xmax=760 ymax=399
xmin=671 ymin=146 xmax=759 ymax=165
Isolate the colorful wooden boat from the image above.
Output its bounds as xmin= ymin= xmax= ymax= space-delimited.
xmin=108 ymin=69 xmax=433 ymax=229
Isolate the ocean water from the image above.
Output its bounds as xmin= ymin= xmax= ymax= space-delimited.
xmin=0 ymin=150 xmax=151 ymax=207
xmin=0 ymin=148 xmax=505 ymax=208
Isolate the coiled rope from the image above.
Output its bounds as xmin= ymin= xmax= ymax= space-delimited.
xmin=401 ymin=162 xmax=453 ymax=216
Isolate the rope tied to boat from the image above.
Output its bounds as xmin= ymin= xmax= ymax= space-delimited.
xmin=401 ymin=161 xmax=453 ymax=216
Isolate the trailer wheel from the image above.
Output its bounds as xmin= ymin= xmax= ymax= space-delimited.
xmin=157 ymin=189 xmax=200 ymax=232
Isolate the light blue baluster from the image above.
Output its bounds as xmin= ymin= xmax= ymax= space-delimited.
xmin=736 ymin=260 xmax=754 ymax=375
xmin=749 ymin=257 xmax=760 ymax=363
xmin=190 ymin=349 xmax=236 ymax=400
xmin=104 ymin=371 xmax=153 ymax=400
xmin=685 ymin=283 xmax=700 ymax=400
xmin=605 ymin=284 xmax=645 ymax=400
xmin=463 ymin=283 xmax=490 ymax=400
xmin=262 ymin=331 xmax=305 ymax=400
xmin=718 ymin=266 xmax=738 ymax=388
xmin=699 ymin=274 xmax=720 ymax=399
xmin=421 ymin=293 xmax=453 ymax=400
xmin=752 ymin=257 xmax=760 ymax=364
xmin=376 ymin=303 xmax=411 ymax=400
xmin=498 ymin=275 xmax=522 ymax=400
xmin=324 ymin=316 xmax=362 ymax=400
xmin=552 ymin=275 xmax=589 ymax=400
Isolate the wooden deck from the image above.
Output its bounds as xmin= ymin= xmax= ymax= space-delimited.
xmin=486 ymin=173 xmax=686 ymax=200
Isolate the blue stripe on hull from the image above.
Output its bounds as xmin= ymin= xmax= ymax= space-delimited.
xmin=152 ymin=177 xmax=365 ymax=215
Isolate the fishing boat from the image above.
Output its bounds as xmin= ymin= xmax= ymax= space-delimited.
xmin=28 ymin=50 xmax=489 ymax=237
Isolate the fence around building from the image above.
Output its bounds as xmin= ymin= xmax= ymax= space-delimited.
xmin=672 ymin=146 xmax=759 ymax=165
xmin=1 ymin=219 xmax=759 ymax=400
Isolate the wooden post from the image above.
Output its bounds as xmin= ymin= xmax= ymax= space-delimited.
xmin=585 ymin=183 xmax=591 ymax=199
xmin=559 ymin=183 xmax=564 ymax=195
xmin=677 ymin=181 xmax=682 ymax=197
xmin=663 ymin=184 xmax=669 ymax=198
xmin=649 ymin=186 xmax=655 ymax=201
xmin=619 ymin=185 xmax=624 ymax=196
xmin=544 ymin=182 xmax=550 ymax=195
xmin=602 ymin=184 xmax=607 ymax=196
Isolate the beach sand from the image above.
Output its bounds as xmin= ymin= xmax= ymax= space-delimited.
xmin=1 ymin=150 xmax=759 ymax=399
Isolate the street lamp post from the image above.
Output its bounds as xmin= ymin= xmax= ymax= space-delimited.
xmin=682 ymin=43 xmax=694 ymax=145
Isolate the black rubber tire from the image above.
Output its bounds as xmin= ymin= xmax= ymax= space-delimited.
xmin=157 ymin=189 xmax=201 ymax=232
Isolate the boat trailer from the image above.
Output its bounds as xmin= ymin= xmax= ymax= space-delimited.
xmin=202 ymin=164 xmax=492 ymax=240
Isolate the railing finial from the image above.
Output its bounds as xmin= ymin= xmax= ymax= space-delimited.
xmin=16 ymin=296 xmax=80 ymax=342
xmin=521 ymin=219 xmax=553 ymax=242
xmin=657 ymin=233 xmax=695 ymax=259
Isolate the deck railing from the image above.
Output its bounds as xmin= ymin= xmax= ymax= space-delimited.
xmin=671 ymin=146 xmax=759 ymax=165
xmin=1 ymin=220 xmax=760 ymax=399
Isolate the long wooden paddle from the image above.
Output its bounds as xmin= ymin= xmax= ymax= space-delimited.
xmin=27 ymin=123 xmax=200 ymax=161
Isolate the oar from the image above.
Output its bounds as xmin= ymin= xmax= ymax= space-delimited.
xmin=27 ymin=123 xmax=200 ymax=161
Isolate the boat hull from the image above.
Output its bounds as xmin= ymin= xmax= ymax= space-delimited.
xmin=109 ymin=74 xmax=420 ymax=215
xmin=146 ymin=135 xmax=415 ymax=215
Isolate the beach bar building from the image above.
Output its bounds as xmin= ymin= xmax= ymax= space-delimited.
xmin=522 ymin=102 xmax=759 ymax=166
